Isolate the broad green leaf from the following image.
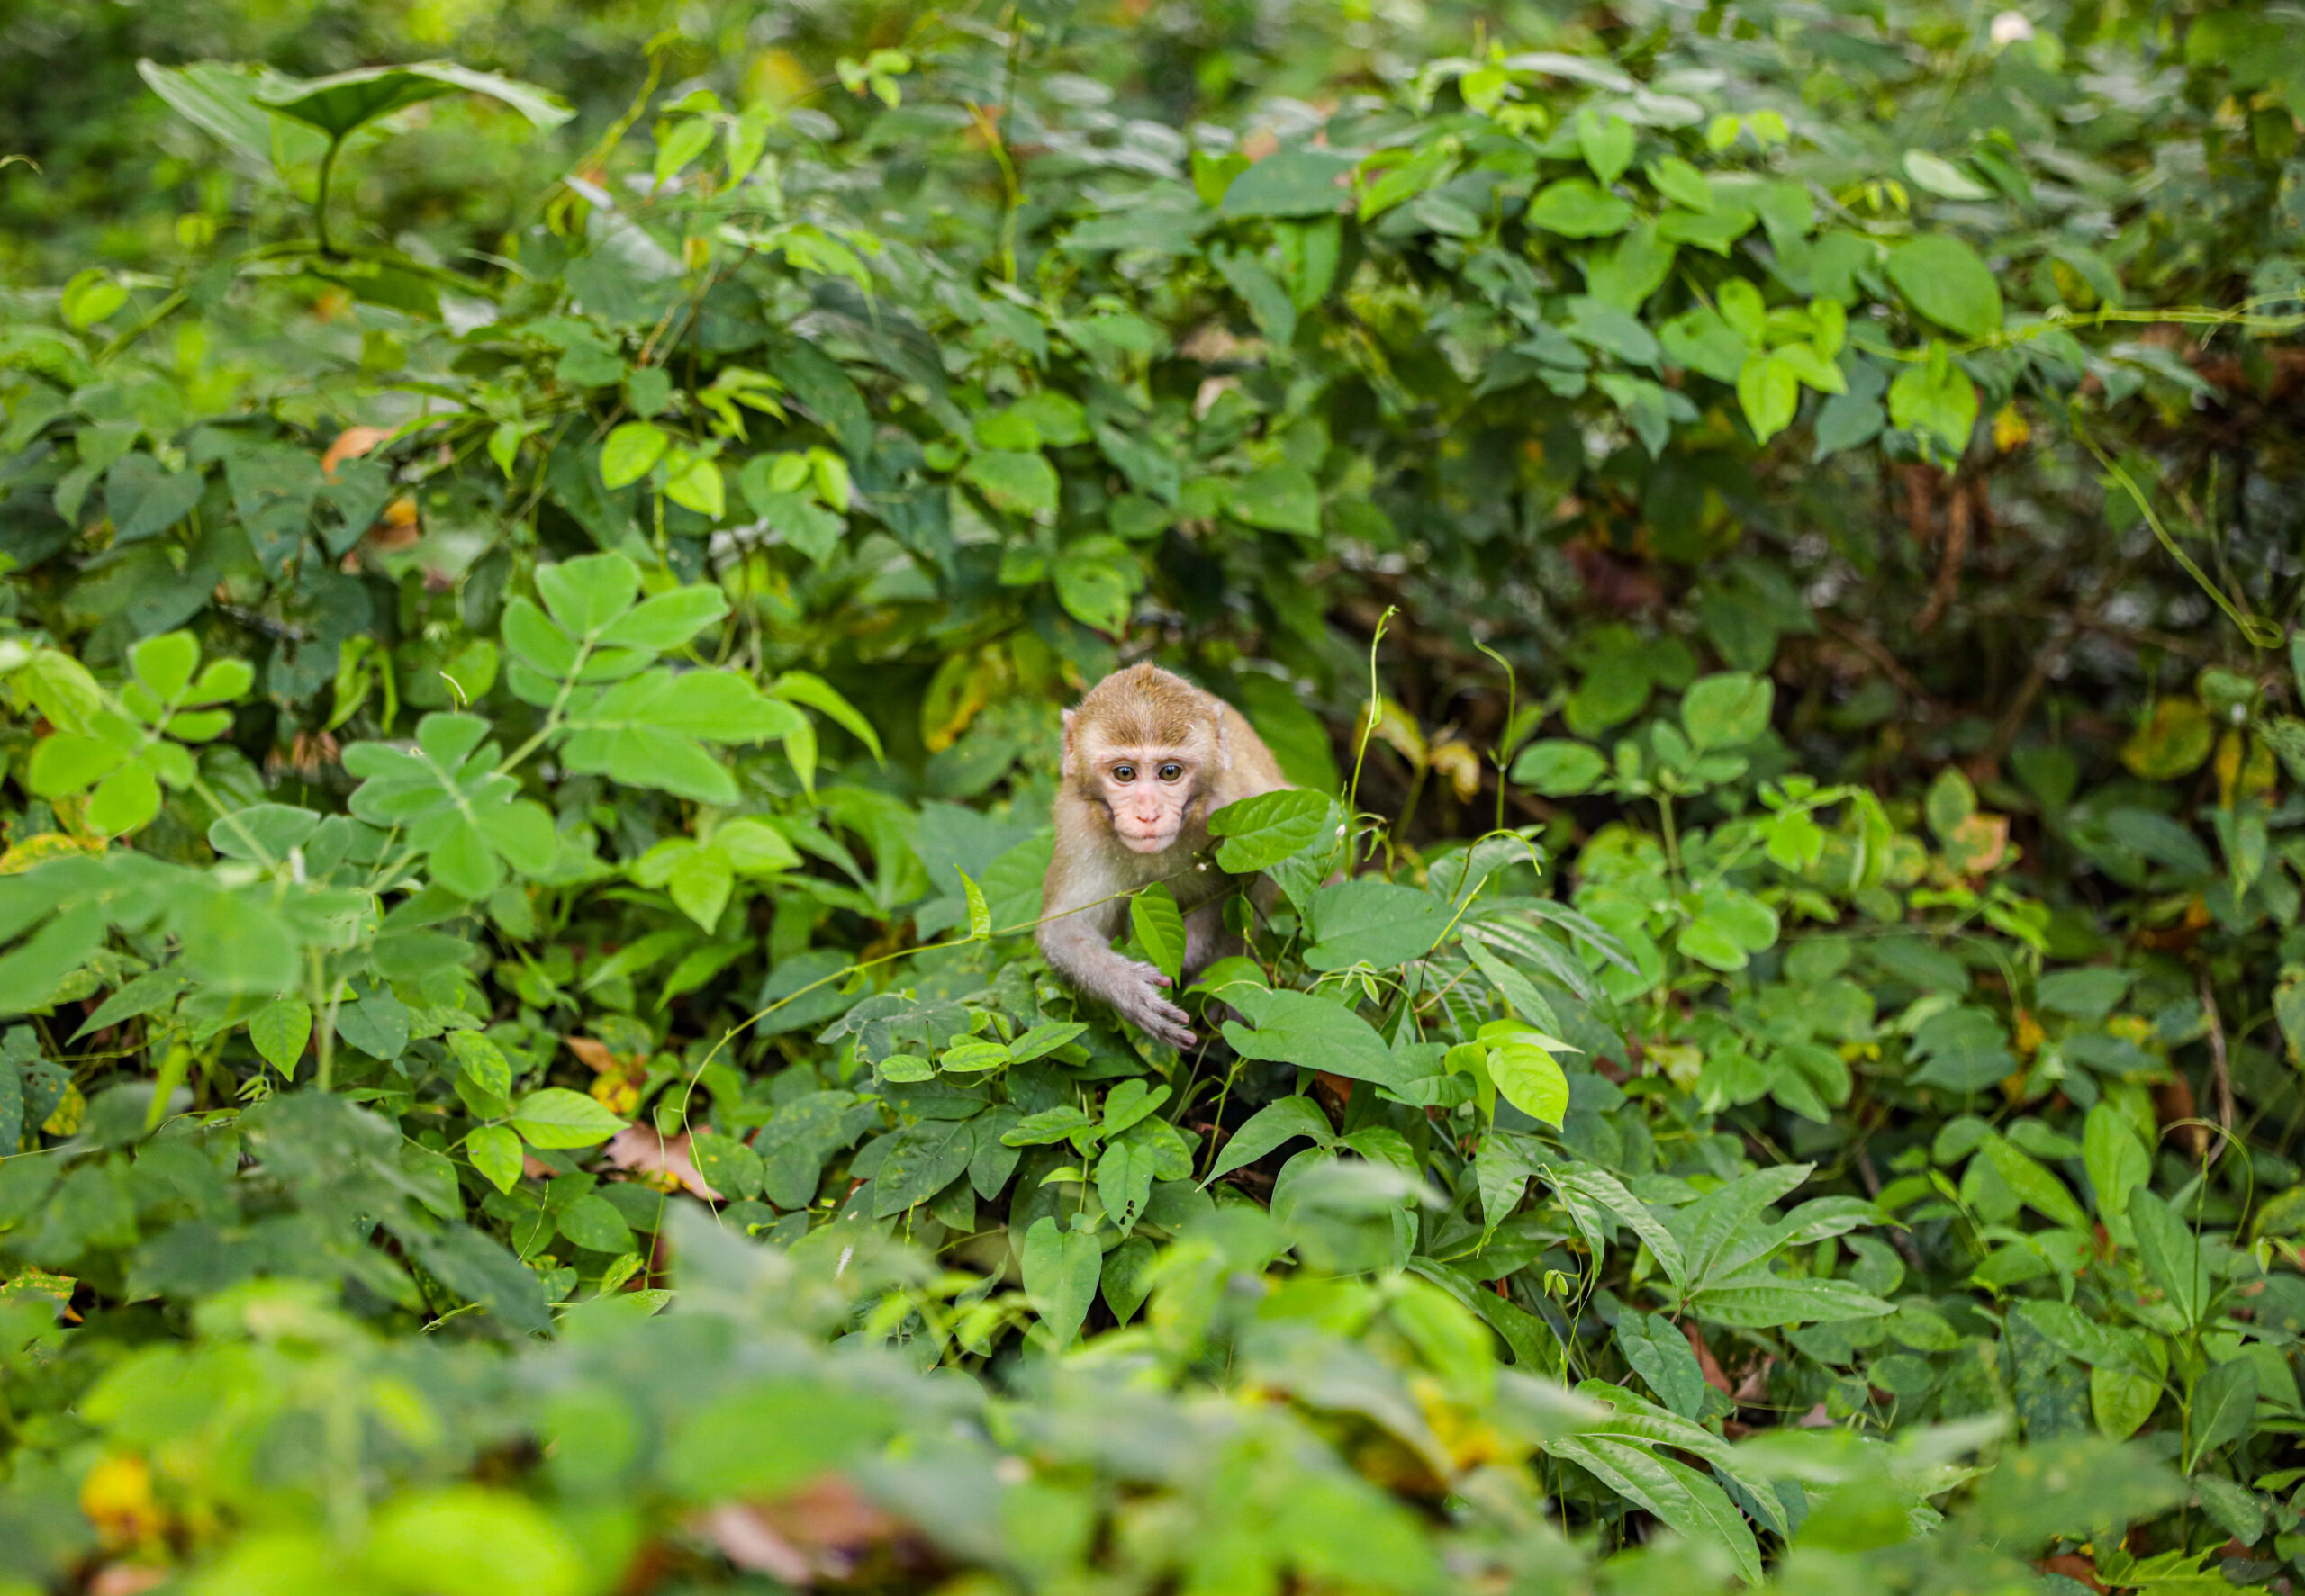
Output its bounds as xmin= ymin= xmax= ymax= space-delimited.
xmin=466 ymin=1125 xmax=524 ymax=1195
xmin=1680 ymin=672 xmax=1773 ymax=750
xmin=1021 ymin=1215 xmax=1103 ymax=1348
xmin=1218 ymin=146 xmax=1354 ymax=216
xmin=449 ymin=1030 xmax=512 ymax=1100
xmin=1209 ymin=787 xmax=1332 ymax=872
xmin=511 ymin=1087 xmax=626 ymax=1149
xmin=1303 ymin=879 xmax=1450 ymax=969
xmin=249 ymin=999 xmax=312 ymax=1078
xmin=1615 ymin=1312 xmax=1708 ymax=1418
xmin=1577 ymin=109 xmax=1635 ymax=185
xmin=1222 ymin=988 xmax=1417 ymax=1087
xmin=1131 ymin=884 xmax=1186 ymax=985
xmin=962 ymin=870 xmax=994 ymax=939
xmin=138 ymin=59 xmax=327 ymax=166
xmin=962 ymin=449 xmax=1058 ymax=518
xmin=1736 ymin=353 xmax=1798 ymax=441
xmin=1885 ymin=235 xmax=2002 ymax=339
xmin=1545 ymin=1433 xmax=1760 ymax=1583
xmin=1208 ymin=1095 xmax=1334 ymax=1182
xmin=1511 ymin=739 xmax=1608 ymax=796
xmin=2084 ymin=1104 xmax=2151 ymax=1245
xmin=595 ymin=585 xmax=729 ymax=653
xmin=1686 ymin=1273 xmax=1894 ymax=1328
xmin=1227 ymin=464 xmax=1321 ymax=535
xmin=2091 ymin=1364 xmax=2163 ymax=1440
xmin=366 ymin=1487 xmax=584 ymax=1596
xmin=258 ymin=60 xmax=573 ymax=140
xmin=598 ymin=423 xmax=669 ymax=491
xmin=1487 ymin=1032 xmax=1568 ymax=1126
xmin=2129 ymin=1187 xmax=2210 ymax=1329
xmin=1889 ymin=350 xmax=1980 ymax=453
xmin=1528 ymin=178 xmax=1633 ymax=238
xmin=2187 ymin=1357 xmax=2257 ymax=1467
xmin=557 ymin=1192 xmax=635 ymax=1254
xmin=1980 ymin=1132 xmax=2090 ymax=1231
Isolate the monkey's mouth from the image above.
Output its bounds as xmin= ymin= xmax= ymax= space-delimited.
xmin=1116 ymin=826 xmax=1179 ymax=853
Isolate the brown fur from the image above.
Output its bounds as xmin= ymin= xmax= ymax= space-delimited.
xmin=1039 ymin=664 xmax=1290 ymax=1048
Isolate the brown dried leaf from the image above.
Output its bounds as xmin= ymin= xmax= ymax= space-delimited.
xmin=602 ymin=1125 xmax=724 ymax=1202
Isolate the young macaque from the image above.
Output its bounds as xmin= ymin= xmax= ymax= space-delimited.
xmin=1039 ymin=663 xmax=1289 ymax=1047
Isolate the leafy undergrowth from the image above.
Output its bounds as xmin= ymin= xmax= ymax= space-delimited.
xmin=6 ymin=3 xmax=2305 ymax=1592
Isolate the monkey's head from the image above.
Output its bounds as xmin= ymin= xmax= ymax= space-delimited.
xmin=1062 ymin=663 xmax=1229 ymax=855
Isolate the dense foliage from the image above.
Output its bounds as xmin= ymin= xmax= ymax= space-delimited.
xmin=5 ymin=0 xmax=2305 ymax=1591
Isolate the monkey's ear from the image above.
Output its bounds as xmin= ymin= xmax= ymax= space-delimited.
xmin=1060 ymin=707 xmax=1077 ymax=772
xmin=1211 ymin=699 xmax=1233 ymax=771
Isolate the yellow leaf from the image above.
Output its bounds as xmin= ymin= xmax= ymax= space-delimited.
xmin=1992 ymin=402 xmax=2031 ymax=452
xmin=2119 ymin=699 xmax=2214 ymax=780
xmin=1430 ymin=739 xmax=1482 ymax=802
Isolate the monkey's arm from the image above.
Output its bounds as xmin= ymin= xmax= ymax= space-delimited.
xmin=1039 ymin=876 xmax=1196 ymax=1050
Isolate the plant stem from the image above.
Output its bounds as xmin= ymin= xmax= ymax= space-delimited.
xmin=316 ymin=136 xmax=344 ymax=258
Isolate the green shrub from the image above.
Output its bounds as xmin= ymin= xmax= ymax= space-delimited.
xmin=5 ymin=1 xmax=2305 ymax=1591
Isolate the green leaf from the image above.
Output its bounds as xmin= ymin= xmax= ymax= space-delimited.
xmin=1736 ymin=352 xmax=1799 ymax=442
xmin=1577 ymin=109 xmax=1635 ymax=185
xmin=1209 ymin=787 xmax=1331 ymax=872
xmin=2129 ymin=1187 xmax=2210 ymax=1329
xmin=60 ymin=269 xmax=127 ymax=330
xmin=1511 ymin=739 xmax=1608 ymax=796
xmin=1218 ymin=146 xmax=1354 ymax=216
xmin=2084 ymin=1103 xmax=2150 ymax=1245
xmin=1680 ymin=672 xmax=1773 ymax=750
xmin=258 ymin=60 xmax=573 ymax=140
xmin=1221 ymin=988 xmax=1417 ymax=1087
xmin=1487 ymin=1032 xmax=1568 ymax=1125
xmin=1227 ymin=464 xmax=1322 ymax=536
xmin=599 ymin=423 xmax=669 ymax=491
xmin=692 ymin=1130 xmax=764 ymax=1200
xmin=557 ymin=1192 xmax=635 ymax=1254
xmin=1885 ymin=236 xmax=2002 ymax=339
xmin=466 ymin=1125 xmax=523 ymax=1195
xmin=249 ymin=999 xmax=312 ymax=1078
xmin=1021 ymin=1215 xmax=1103 ymax=1348
xmin=1616 ymin=1312 xmax=1708 ymax=1418
xmin=1646 ymin=156 xmax=1713 ymax=212
xmin=595 ymin=585 xmax=729 ymax=653
xmin=1686 ymin=1273 xmax=1894 ymax=1328
xmin=1980 ymin=1132 xmax=2091 ymax=1231
xmin=138 ymin=59 xmax=327 ymax=166
xmin=2092 ymin=1364 xmax=2162 ymax=1440
xmin=1545 ymin=1432 xmax=1760 ymax=1583
xmin=2188 ymin=1357 xmax=2257 ymax=1467
xmin=1131 ymin=884 xmax=1186 ymax=985
xmin=1528 ymin=178 xmax=1634 ymax=238
xmin=1888 ymin=349 xmax=1980 ymax=454
xmin=1303 ymin=879 xmax=1451 ymax=969
xmin=961 ymin=448 xmax=1059 ymax=518
xmin=962 ymin=870 xmax=994 ymax=940
xmin=366 ymin=1487 xmax=584 ymax=1596
xmin=1097 ymin=1137 xmax=1162 ymax=1232
xmin=449 ymin=1030 xmax=511 ymax=1099
xmin=1207 ymin=1095 xmax=1334 ymax=1182
xmin=510 ymin=1087 xmax=626 ymax=1149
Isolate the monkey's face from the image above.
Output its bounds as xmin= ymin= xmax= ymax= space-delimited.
xmin=1091 ymin=749 xmax=1199 ymax=853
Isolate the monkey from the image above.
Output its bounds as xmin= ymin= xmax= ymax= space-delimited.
xmin=1038 ymin=663 xmax=1291 ymax=1048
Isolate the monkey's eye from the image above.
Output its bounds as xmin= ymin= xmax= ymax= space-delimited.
xmin=1111 ymin=763 xmax=1136 ymax=783
xmin=1158 ymin=762 xmax=1183 ymax=781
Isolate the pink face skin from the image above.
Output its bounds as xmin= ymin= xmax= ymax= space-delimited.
xmin=1095 ymin=750 xmax=1198 ymax=853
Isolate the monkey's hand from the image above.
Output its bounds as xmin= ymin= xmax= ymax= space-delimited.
xmin=1113 ymin=960 xmax=1196 ymax=1050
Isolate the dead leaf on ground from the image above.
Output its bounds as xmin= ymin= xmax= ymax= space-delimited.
xmin=603 ymin=1125 xmax=723 ymax=1202
xmin=321 ymin=425 xmax=391 ymax=477
xmin=694 ymin=1476 xmax=911 ymax=1585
